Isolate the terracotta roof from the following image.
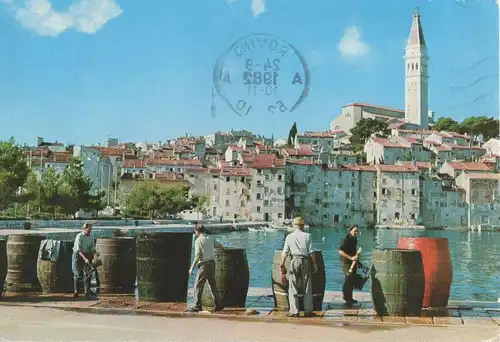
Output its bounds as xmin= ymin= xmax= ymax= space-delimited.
xmin=399 ymin=137 xmax=423 ymax=145
xmin=341 ymin=164 xmax=377 ymax=172
xmin=298 ymin=130 xmax=346 ymax=138
xmin=445 ymin=144 xmax=485 ymax=151
xmin=153 ymin=173 xmax=185 ymax=181
xmin=434 ymin=145 xmax=452 ymax=152
xmin=371 ymin=138 xmax=409 ymax=149
xmin=440 ymin=131 xmax=472 ymax=140
xmin=398 ymin=129 xmax=435 ymax=134
xmin=227 ymin=144 xmax=243 ymax=151
xmin=147 ymin=159 xmax=202 ymax=167
xmin=252 ymin=154 xmax=285 ymax=169
xmin=49 ymin=152 xmax=72 ymax=163
xmin=91 ymin=147 xmax=131 ymax=156
xmin=282 ymin=145 xmax=314 ymax=156
xmin=220 ymin=167 xmax=252 ymax=177
xmin=122 ymin=159 xmax=146 ymax=168
xmin=466 ymin=173 xmax=500 ymax=180
xmin=388 ymin=122 xmax=406 ymax=129
xmin=446 ymin=162 xmax=492 ymax=171
xmin=343 ymin=102 xmax=404 ymax=114
xmin=398 ymin=161 xmax=435 ymax=170
xmin=376 ymin=164 xmax=419 ymax=172
xmin=286 ymin=160 xmax=314 ymax=165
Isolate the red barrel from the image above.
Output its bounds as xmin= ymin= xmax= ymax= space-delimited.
xmin=397 ymin=237 xmax=453 ymax=308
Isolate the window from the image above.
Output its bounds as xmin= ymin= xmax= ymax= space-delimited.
xmin=278 ymin=213 xmax=283 ymax=219
xmin=323 ymin=214 xmax=327 ymax=218
xmin=226 ymin=176 xmax=230 ymax=182
xmin=264 ymin=200 xmax=269 ymax=206
xmin=333 ymin=215 xmax=339 ymax=223
xmin=225 ymin=200 xmax=230 ymax=207
xmin=323 ymin=203 xmax=328 ymax=208
xmin=412 ymin=180 xmax=417 ymax=186
xmin=278 ymin=175 xmax=283 ymax=181
xmin=240 ymin=177 xmax=245 ymax=182
xmin=345 ymin=192 xmax=350 ymax=199
xmin=396 ymin=179 xmax=400 ymax=184
xmin=256 ymin=206 xmax=261 ymax=213
xmin=256 ymin=193 xmax=261 ymax=200
xmin=240 ymin=200 xmax=245 ymax=207
xmin=277 ymin=187 xmax=283 ymax=194
xmin=265 ymin=175 xmax=270 ymax=180
xmin=257 ymin=169 xmax=263 ymax=175
xmin=411 ymin=189 xmax=417 ymax=196
xmin=247 ymin=195 xmax=250 ymax=201
xmin=382 ymin=188 xmax=388 ymax=195
xmin=226 ymin=189 xmax=230 ymax=195
xmin=213 ymin=185 xmax=217 ymax=190
xmin=382 ymin=178 xmax=387 ymax=185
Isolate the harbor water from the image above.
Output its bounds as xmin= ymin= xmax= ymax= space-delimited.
xmin=187 ymin=228 xmax=500 ymax=302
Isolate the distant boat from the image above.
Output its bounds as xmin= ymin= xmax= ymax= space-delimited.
xmin=268 ymin=222 xmax=310 ymax=231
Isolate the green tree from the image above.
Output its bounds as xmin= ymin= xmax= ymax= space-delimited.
xmin=0 ymin=138 xmax=30 ymax=210
xmin=59 ymin=157 xmax=95 ymax=217
xmin=125 ymin=181 xmax=164 ymax=219
xmin=287 ymin=122 xmax=298 ymax=146
xmin=349 ymin=118 xmax=390 ymax=152
xmin=433 ymin=117 xmax=460 ymax=133
xmin=158 ymin=184 xmax=194 ymax=216
xmin=191 ymin=195 xmax=209 ymax=219
xmin=124 ymin=182 xmax=195 ymax=219
xmin=459 ymin=116 xmax=499 ymax=141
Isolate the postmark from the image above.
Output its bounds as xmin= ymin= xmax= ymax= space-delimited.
xmin=213 ymin=33 xmax=310 ymax=117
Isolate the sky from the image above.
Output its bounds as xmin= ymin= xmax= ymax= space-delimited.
xmin=0 ymin=0 xmax=498 ymax=146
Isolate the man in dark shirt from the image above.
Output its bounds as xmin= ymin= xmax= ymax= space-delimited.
xmin=338 ymin=225 xmax=360 ymax=305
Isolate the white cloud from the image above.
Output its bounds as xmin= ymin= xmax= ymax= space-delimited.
xmin=337 ymin=25 xmax=370 ymax=58
xmin=2 ymin=0 xmax=122 ymax=37
xmin=251 ymin=0 xmax=265 ymax=17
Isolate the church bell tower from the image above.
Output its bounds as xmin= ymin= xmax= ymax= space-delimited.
xmin=404 ymin=7 xmax=429 ymax=129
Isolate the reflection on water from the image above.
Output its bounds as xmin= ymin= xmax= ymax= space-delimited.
xmin=188 ymin=228 xmax=500 ymax=301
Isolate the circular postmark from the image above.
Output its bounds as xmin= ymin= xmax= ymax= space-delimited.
xmin=213 ymin=33 xmax=310 ymax=117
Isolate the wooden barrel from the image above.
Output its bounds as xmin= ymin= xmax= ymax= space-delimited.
xmin=0 ymin=240 xmax=7 ymax=296
xmin=136 ymin=232 xmax=192 ymax=302
xmin=200 ymin=247 xmax=250 ymax=309
xmin=37 ymin=240 xmax=74 ymax=293
xmin=271 ymin=250 xmax=326 ymax=311
xmin=398 ymin=237 xmax=453 ymax=308
xmin=371 ymin=248 xmax=425 ymax=316
xmin=5 ymin=235 xmax=45 ymax=293
xmin=96 ymin=237 xmax=136 ymax=294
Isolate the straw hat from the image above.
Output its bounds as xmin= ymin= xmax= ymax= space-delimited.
xmin=293 ymin=216 xmax=305 ymax=225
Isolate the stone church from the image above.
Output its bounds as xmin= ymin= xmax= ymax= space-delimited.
xmin=330 ymin=8 xmax=435 ymax=134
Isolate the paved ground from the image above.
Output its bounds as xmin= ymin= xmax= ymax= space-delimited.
xmin=0 ymin=306 xmax=498 ymax=342
xmin=3 ymin=288 xmax=500 ymax=327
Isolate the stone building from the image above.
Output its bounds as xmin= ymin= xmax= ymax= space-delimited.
xmin=374 ymin=164 xmax=420 ymax=225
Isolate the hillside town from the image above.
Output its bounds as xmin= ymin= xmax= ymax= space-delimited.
xmin=5 ymin=9 xmax=500 ymax=229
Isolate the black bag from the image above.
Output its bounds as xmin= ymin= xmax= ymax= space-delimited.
xmin=351 ymin=273 xmax=369 ymax=290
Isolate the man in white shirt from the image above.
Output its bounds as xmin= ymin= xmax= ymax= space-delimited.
xmin=280 ymin=216 xmax=318 ymax=317
xmin=72 ymin=222 xmax=97 ymax=299
xmin=188 ymin=224 xmax=224 ymax=312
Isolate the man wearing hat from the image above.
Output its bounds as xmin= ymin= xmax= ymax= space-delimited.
xmin=280 ymin=216 xmax=318 ymax=317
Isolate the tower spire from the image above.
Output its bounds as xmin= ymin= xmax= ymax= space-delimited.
xmin=404 ymin=7 xmax=429 ymax=130
xmin=407 ymin=6 xmax=426 ymax=47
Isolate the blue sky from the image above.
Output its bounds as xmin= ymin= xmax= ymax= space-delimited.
xmin=0 ymin=0 xmax=498 ymax=145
